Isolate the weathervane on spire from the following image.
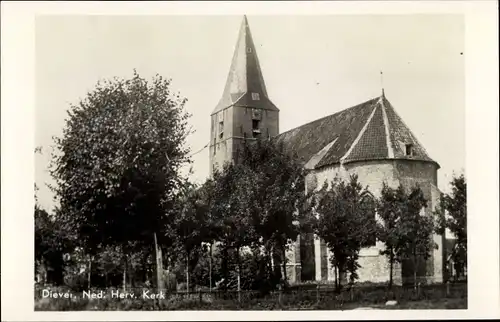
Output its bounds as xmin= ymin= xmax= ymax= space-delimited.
xmin=380 ymin=70 xmax=385 ymax=97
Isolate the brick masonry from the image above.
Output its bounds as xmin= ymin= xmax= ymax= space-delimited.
xmin=210 ymin=106 xmax=279 ymax=174
xmin=288 ymin=159 xmax=444 ymax=284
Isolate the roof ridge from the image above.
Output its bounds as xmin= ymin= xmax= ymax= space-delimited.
xmin=340 ymin=101 xmax=380 ymax=163
xmin=380 ymin=97 xmax=395 ymax=158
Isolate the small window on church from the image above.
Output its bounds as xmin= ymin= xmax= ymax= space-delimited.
xmin=251 ymin=92 xmax=260 ymax=101
xmin=360 ymin=193 xmax=377 ymax=247
xmin=405 ymin=143 xmax=414 ymax=156
xmin=213 ymin=138 xmax=216 ymax=155
xmin=247 ymin=47 xmax=252 ymax=53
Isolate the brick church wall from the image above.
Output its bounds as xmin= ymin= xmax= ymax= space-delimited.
xmin=295 ymin=159 xmax=443 ymax=284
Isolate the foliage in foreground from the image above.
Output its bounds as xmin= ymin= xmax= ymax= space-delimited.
xmin=377 ymin=183 xmax=437 ymax=289
xmin=313 ymin=175 xmax=377 ymax=289
xmin=435 ymin=173 xmax=467 ymax=280
xmin=35 ymin=71 xmax=467 ymax=297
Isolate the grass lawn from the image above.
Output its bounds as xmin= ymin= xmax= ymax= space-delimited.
xmin=358 ymin=298 xmax=467 ymax=310
xmin=35 ymin=296 xmax=467 ymax=311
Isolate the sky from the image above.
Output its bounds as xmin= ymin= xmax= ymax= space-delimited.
xmin=35 ymin=14 xmax=465 ymax=212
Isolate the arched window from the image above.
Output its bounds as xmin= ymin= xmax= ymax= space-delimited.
xmin=359 ymin=191 xmax=377 ymax=247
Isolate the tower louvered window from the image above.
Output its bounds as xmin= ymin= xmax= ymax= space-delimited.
xmin=252 ymin=120 xmax=261 ymax=138
xmin=218 ymin=113 xmax=224 ymax=139
xmin=219 ymin=121 xmax=224 ymax=139
xmin=252 ymin=108 xmax=261 ymax=138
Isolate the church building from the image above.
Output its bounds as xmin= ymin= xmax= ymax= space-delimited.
xmin=209 ymin=16 xmax=445 ymax=284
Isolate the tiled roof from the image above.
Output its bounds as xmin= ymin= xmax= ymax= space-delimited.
xmin=341 ymin=102 xmax=388 ymax=163
xmin=275 ymin=95 xmax=439 ymax=169
xmin=212 ymin=16 xmax=279 ymax=115
xmin=275 ymin=98 xmax=377 ymax=167
xmin=384 ymin=99 xmax=433 ymax=161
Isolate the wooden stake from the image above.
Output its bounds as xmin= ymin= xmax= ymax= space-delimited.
xmin=154 ymin=233 xmax=164 ymax=291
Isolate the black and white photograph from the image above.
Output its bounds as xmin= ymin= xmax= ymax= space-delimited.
xmin=1 ymin=1 xmax=499 ymax=320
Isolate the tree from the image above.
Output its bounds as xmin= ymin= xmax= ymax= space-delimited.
xmin=35 ymin=206 xmax=60 ymax=284
xmin=50 ymin=71 xmax=191 ymax=289
xmin=436 ymin=173 xmax=467 ymax=280
xmin=198 ymin=176 xmax=223 ymax=291
xmin=35 ymin=149 xmax=72 ymax=286
xmin=377 ymin=183 xmax=407 ymax=288
xmin=395 ymin=185 xmax=436 ymax=289
xmin=210 ymin=163 xmax=260 ymax=291
xmin=314 ymin=175 xmax=377 ymax=290
xmin=169 ymin=180 xmax=210 ymax=292
xmin=195 ymin=139 xmax=312 ymax=291
xmin=35 ymin=207 xmax=75 ymax=286
xmin=238 ymin=139 xmax=312 ymax=287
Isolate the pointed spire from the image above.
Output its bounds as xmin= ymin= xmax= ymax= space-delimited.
xmin=213 ymin=15 xmax=278 ymax=114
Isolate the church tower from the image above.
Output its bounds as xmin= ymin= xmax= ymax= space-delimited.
xmin=210 ymin=16 xmax=279 ymax=175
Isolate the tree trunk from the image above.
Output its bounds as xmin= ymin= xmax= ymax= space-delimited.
xmin=389 ymin=250 xmax=394 ymax=289
xmin=236 ymin=246 xmax=241 ymax=303
xmin=185 ymin=250 xmax=190 ymax=293
xmin=269 ymin=248 xmax=275 ymax=276
xmin=209 ymin=243 xmax=213 ymax=292
xmin=264 ymin=244 xmax=272 ymax=284
xmin=413 ymin=253 xmax=418 ymax=291
xmin=338 ymin=268 xmax=342 ymax=291
xmin=87 ymin=256 xmax=92 ymax=289
xmin=334 ymin=264 xmax=338 ymax=290
xmin=222 ymin=247 xmax=229 ymax=289
xmin=129 ymin=263 xmax=133 ymax=288
xmin=271 ymin=246 xmax=282 ymax=281
xmin=123 ymin=254 xmax=127 ymax=293
xmin=281 ymin=244 xmax=288 ymax=287
xmin=337 ymin=265 xmax=345 ymax=291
